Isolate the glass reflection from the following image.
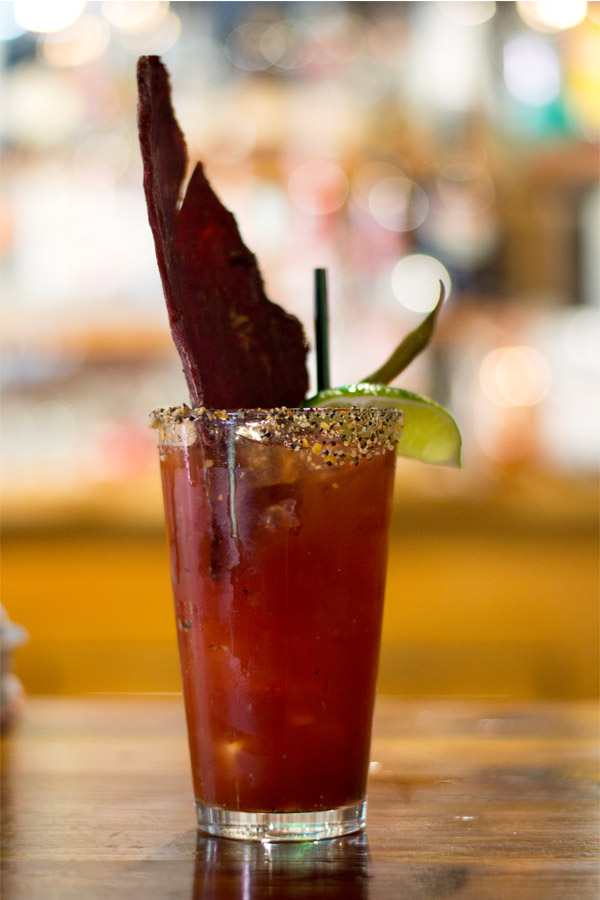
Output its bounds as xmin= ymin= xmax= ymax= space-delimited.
xmin=190 ymin=832 xmax=470 ymax=900
xmin=192 ymin=832 xmax=370 ymax=900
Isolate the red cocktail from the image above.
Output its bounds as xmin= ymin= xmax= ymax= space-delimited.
xmin=138 ymin=54 xmax=459 ymax=843
xmin=155 ymin=406 xmax=400 ymax=840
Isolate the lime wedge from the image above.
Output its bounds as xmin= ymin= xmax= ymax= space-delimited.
xmin=303 ymin=382 xmax=462 ymax=467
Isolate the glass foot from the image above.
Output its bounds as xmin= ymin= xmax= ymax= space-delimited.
xmin=196 ymin=800 xmax=366 ymax=842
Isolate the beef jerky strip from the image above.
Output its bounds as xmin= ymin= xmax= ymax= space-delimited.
xmin=137 ymin=55 xmax=309 ymax=409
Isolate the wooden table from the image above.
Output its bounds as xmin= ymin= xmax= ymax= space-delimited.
xmin=1 ymin=696 xmax=598 ymax=899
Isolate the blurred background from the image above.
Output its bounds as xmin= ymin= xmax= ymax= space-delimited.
xmin=1 ymin=1 xmax=598 ymax=702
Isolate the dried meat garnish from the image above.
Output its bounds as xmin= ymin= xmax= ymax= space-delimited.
xmin=137 ymin=55 xmax=309 ymax=409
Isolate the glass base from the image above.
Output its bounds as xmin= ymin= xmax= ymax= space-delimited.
xmin=196 ymin=800 xmax=366 ymax=842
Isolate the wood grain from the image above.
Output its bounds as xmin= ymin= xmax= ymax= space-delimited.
xmin=1 ymin=696 xmax=598 ymax=899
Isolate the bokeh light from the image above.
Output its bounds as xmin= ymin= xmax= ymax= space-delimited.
xmin=480 ymin=346 xmax=552 ymax=408
xmin=314 ymin=10 xmax=365 ymax=65
xmin=368 ymin=176 xmax=429 ymax=232
xmin=101 ymin=1 xmax=169 ymax=34
xmin=225 ymin=22 xmax=274 ymax=72
xmin=14 ymin=0 xmax=85 ymax=34
xmin=517 ymin=0 xmax=588 ymax=32
xmin=391 ymin=254 xmax=451 ymax=313
xmin=438 ymin=2 xmax=497 ymax=26
xmin=503 ymin=34 xmax=561 ymax=106
xmin=222 ymin=18 xmax=318 ymax=73
xmin=351 ymin=160 xmax=411 ymax=212
xmin=115 ymin=8 xmax=180 ymax=55
xmin=40 ymin=14 xmax=111 ymax=68
xmin=265 ymin=21 xmax=317 ymax=70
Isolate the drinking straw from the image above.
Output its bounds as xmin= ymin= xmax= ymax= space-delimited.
xmin=314 ymin=268 xmax=331 ymax=392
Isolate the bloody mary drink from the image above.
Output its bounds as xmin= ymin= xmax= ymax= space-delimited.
xmin=155 ymin=406 xmax=401 ymax=841
xmin=138 ymin=55 xmax=461 ymax=844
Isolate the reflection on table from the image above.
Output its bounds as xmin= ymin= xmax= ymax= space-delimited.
xmin=1 ymin=696 xmax=597 ymax=899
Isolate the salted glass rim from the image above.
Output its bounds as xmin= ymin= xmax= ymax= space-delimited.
xmin=152 ymin=405 xmax=403 ymax=455
xmin=151 ymin=405 xmax=403 ymax=420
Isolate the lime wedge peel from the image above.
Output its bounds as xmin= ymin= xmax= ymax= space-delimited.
xmin=302 ymin=382 xmax=462 ymax=468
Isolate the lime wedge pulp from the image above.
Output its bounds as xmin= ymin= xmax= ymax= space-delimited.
xmin=303 ymin=382 xmax=462 ymax=467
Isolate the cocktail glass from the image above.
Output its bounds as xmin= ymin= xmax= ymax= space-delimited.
xmin=154 ymin=406 xmax=401 ymax=841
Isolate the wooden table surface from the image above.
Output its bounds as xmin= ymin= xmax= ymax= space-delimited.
xmin=1 ymin=695 xmax=598 ymax=899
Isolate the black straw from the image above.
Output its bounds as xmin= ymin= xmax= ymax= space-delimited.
xmin=314 ymin=268 xmax=331 ymax=392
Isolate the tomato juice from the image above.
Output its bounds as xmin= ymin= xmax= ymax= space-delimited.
xmin=155 ymin=407 xmax=400 ymax=840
